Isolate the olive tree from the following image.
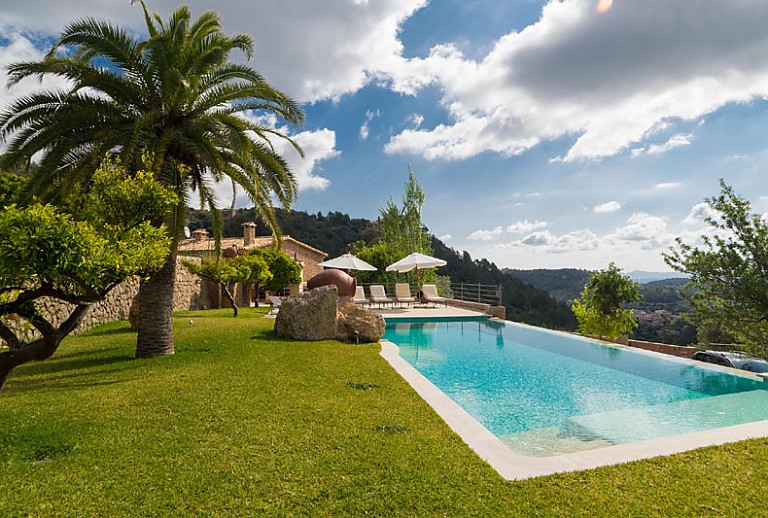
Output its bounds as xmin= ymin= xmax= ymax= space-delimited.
xmin=0 ymin=159 xmax=176 ymax=390
xmin=182 ymin=253 xmax=271 ymax=317
xmin=665 ymin=181 xmax=768 ymax=357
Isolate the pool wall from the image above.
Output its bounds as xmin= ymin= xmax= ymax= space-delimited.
xmin=380 ymin=322 xmax=768 ymax=480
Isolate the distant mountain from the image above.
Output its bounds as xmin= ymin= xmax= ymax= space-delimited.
xmin=626 ymin=271 xmax=690 ymax=284
xmin=433 ymin=240 xmax=577 ymax=330
xmin=503 ymin=268 xmax=592 ymax=303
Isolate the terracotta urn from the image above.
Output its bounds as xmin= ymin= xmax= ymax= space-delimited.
xmin=307 ymin=269 xmax=357 ymax=297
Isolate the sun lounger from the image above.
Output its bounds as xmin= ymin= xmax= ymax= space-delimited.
xmin=421 ymin=284 xmax=447 ymax=307
xmin=267 ymin=295 xmax=282 ymax=316
xmin=394 ymin=283 xmax=416 ymax=307
xmin=353 ymin=286 xmax=368 ymax=305
xmin=369 ymin=285 xmax=393 ymax=308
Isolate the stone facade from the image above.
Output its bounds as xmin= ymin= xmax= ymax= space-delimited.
xmin=3 ymin=258 xmax=203 ymax=344
xmin=177 ymin=223 xmax=327 ymax=306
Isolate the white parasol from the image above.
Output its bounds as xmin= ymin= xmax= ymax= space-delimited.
xmin=318 ymin=253 xmax=377 ymax=271
xmin=386 ymin=252 xmax=447 ymax=286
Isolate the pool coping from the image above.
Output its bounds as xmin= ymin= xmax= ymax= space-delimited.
xmin=379 ymin=337 xmax=768 ymax=480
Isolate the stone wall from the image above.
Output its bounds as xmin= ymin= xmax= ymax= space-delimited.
xmin=3 ymin=258 xmax=202 ymax=344
xmin=282 ymin=240 xmax=325 ymax=283
xmin=445 ymin=299 xmax=506 ymax=320
xmin=626 ymin=338 xmax=697 ymax=358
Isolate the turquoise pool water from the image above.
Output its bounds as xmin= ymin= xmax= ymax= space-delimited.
xmin=383 ymin=319 xmax=768 ymax=456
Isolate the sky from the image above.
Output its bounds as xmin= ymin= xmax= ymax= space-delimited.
xmin=2 ymin=0 xmax=768 ymax=271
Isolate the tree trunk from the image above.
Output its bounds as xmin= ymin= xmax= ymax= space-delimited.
xmin=222 ymin=281 xmax=238 ymax=317
xmin=0 ymin=304 xmax=91 ymax=392
xmin=136 ymin=254 xmax=176 ymax=358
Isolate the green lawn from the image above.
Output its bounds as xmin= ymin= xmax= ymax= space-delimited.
xmin=1 ymin=308 xmax=767 ymax=517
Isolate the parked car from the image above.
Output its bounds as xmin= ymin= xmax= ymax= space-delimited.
xmin=692 ymin=350 xmax=768 ymax=374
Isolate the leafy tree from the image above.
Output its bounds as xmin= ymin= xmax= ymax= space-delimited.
xmin=665 ymin=181 xmax=768 ymax=357
xmin=0 ymin=2 xmax=303 ymax=359
xmin=354 ymin=166 xmax=436 ymax=287
xmin=0 ymin=159 xmax=176 ymax=390
xmin=572 ymin=263 xmax=641 ymax=340
xmin=183 ymin=254 xmax=271 ymax=317
xmin=0 ymin=171 xmax=27 ymax=210
xmin=255 ymin=249 xmax=302 ymax=294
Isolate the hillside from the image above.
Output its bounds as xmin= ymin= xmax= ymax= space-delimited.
xmin=431 ymin=239 xmax=577 ymax=330
xmin=506 ymin=268 xmax=696 ymax=345
xmin=187 ymin=208 xmax=576 ymax=331
xmin=504 ymin=268 xmax=591 ymax=303
xmin=187 ymin=207 xmax=377 ymax=258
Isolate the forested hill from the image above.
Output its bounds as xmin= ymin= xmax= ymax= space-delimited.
xmin=431 ymin=238 xmax=577 ymax=330
xmin=504 ymin=268 xmax=592 ymax=303
xmin=187 ymin=207 xmax=577 ymax=331
xmin=187 ymin=207 xmax=377 ymax=257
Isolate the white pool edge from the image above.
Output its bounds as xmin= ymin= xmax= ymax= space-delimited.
xmin=380 ymin=339 xmax=768 ymax=480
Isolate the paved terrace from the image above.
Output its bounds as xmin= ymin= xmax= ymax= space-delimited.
xmin=370 ymin=304 xmax=488 ymax=319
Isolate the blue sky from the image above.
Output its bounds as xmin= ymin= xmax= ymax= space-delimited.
xmin=3 ymin=0 xmax=768 ymax=271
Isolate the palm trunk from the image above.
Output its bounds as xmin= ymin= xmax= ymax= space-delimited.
xmin=136 ymin=254 xmax=176 ymax=358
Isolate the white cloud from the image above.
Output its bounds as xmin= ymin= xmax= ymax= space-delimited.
xmin=551 ymin=229 xmax=600 ymax=253
xmin=438 ymin=233 xmax=452 ymax=242
xmin=467 ymin=226 xmax=504 ymax=241
xmin=0 ymin=0 xmax=428 ymax=103
xmin=506 ymin=220 xmax=548 ymax=234
xmin=520 ymin=231 xmax=556 ymax=246
xmin=384 ymin=0 xmax=768 ymax=162
xmin=607 ymin=213 xmax=671 ymax=249
xmin=633 ymin=134 xmax=693 ymax=157
xmin=502 ymin=228 xmax=598 ymax=252
xmin=359 ymin=110 xmax=380 ymax=141
xmin=405 ymin=113 xmax=424 ymax=129
xmin=683 ymin=202 xmax=718 ymax=225
xmin=0 ymin=32 xmax=72 ymax=140
xmin=655 ymin=182 xmax=681 ymax=190
xmin=594 ymin=201 xmax=622 ymax=214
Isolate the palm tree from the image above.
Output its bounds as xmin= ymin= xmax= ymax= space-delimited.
xmin=0 ymin=2 xmax=304 ymax=358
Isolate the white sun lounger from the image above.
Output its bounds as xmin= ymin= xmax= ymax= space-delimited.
xmin=421 ymin=284 xmax=447 ymax=307
xmin=353 ymin=286 xmax=368 ymax=305
xmin=394 ymin=283 xmax=416 ymax=307
xmin=267 ymin=295 xmax=282 ymax=316
xmin=369 ymin=285 xmax=393 ymax=308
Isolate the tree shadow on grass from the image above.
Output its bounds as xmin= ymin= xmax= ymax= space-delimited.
xmin=17 ymin=353 xmax=136 ymax=378
xmin=6 ymin=365 xmax=141 ymax=395
xmin=81 ymin=326 xmax=135 ymax=338
xmin=250 ymin=329 xmax=294 ymax=342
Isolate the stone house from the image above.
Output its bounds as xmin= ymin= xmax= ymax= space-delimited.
xmin=178 ymin=222 xmax=327 ymax=308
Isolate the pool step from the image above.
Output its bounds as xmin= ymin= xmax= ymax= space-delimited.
xmin=499 ymin=427 xmax=613 ymax=457
xmin=565 ymin=390 xmax=768 ymax=444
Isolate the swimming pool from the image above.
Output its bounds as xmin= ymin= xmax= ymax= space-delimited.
xmin=383 ymin=319 xmax=768 ymax=458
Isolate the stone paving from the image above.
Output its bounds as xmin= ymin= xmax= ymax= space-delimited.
xmin=370 ymin=304 xmax=488 ymax=319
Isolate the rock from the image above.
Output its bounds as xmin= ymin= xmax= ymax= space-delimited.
xmin=336 ymin=301 xmax=385 ymax=343
xmin=274 ymin=285 xmax=339 ymax=340
xmin=274 ymin=285 xmax=385 ymax=343
xmin=128 ymin=295 xmax=140 ymax=331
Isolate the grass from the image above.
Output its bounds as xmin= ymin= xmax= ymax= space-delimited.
xmin=1 ymin=308 xmax=768 ymax=516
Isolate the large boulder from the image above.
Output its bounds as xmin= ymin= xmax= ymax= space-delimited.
xmin=274 ymin=285 xmax=338 ymax=340
xmin=336 ymin=301 xmax=385 ymax=343
xmin=274 ymin=285 xmax=385 ymax=343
